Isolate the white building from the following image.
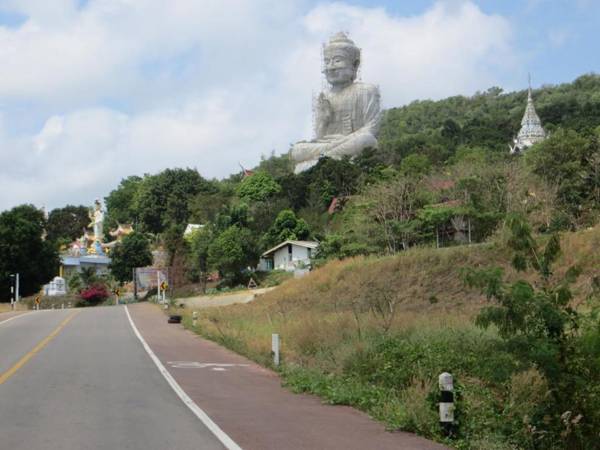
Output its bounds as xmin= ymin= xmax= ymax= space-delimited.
xmin=260 ymin=240 xmax=319 ymax=273
xmin=184 ymin=223 xmax=204 ymax=236
xmin=44 ymin=276 xmax=67 ymax=296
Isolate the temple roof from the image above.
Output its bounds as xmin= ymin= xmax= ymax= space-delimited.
xmin=109 ymin=223 xmax=134 ymax=238
xmin=511 ymin=83 xmax=546 ymax=153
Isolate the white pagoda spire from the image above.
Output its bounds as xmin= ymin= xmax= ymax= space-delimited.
xmin=510 ymin=75 xmax=546 ymax=154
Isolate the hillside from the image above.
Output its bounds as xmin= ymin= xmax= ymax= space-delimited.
xmin=379 ymin=74 xmax=600 ymax=164
xmin=177 ymin=224 xmax=600 ymax=449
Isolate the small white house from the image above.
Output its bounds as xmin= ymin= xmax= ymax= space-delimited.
xmin=260 ymin=240 xmax=319 ymax=273
xmin=184 ymin=223 xmax=204 ymax=236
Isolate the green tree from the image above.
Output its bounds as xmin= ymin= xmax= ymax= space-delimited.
xmin=464 ymin=214 xmax=600 ymax=447
xmin=303 ymin=157 xmax=363 ymax=208
xmin=134 ymin=169 xmax=214 ymax=234
xmin=0 ymin=205 xmax=59 ymax=299
xmin=400 ymin=153 xmax=431 ymax=178
xmin=187 ymin=226 xmax=213 ymax=292
xmin=105 ymin=176 xmax=142 ymax=230
xmin=254 ymin=151 xmax=293 ymax=178
xmin=262 ymin=209 xmax=311 ymax=249
xmin=108 ymin=232 xmax=153 ymax=284
xmin=208 ymin=225 xmax=256 ymax=283
xmin=236 ymin=172 xmax=282 ymax=202
xmin=360 ymin=175 xmax=428 ymax=252
xmin=525 ymin=129 xmax=600 ymax=229
xmin=46 ymin=205 xmax=90 ymax=244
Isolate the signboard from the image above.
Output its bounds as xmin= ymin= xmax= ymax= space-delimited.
xmin=34 ymin=296 xmax=41 ymax=305
xmin=134 ymin=267 xmax=169 ymax=291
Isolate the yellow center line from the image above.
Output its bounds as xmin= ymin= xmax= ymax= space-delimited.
xmin=0 ymin=311 xmax=79 ymax=385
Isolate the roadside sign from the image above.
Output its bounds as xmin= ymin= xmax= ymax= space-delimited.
xmin=160 ymin=281 xmax=168 ymax=291
xmin=34 ymin=296 xmax=41 ymax=305
xmin=113 ymin=288 xmax=121 ymax=306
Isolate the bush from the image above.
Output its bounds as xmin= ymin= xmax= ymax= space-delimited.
xmin=464 ymin=214 xmax=600 ymax=448
xmin=78 ymin=283 xmax=109 ymax=306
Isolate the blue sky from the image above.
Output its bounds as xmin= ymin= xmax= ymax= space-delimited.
xmin=342 ymin=0 xmax=600 ymax=87
xmin=0 ymin=0 xmax=598 ymax=211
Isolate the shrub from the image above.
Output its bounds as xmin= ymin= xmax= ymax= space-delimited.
xmin=78 ymin=283 xmax=109 ymax=306
xmin=464 ymin=214 xmax=600 ymax=448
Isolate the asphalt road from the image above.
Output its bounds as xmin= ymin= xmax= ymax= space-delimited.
xmin=0 ymin=307 xmax=225 ymax=450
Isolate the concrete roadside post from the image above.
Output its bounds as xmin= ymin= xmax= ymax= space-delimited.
xmin=192 ymin=311 xmax=198 ymax=327
xmin=10 ymin=274 xmax=15 ymax=310
xmin=15 ymin=273 xmax=20 ymax=304
xmin=272 ymin=333 xmax=280 ymax=367
xmin=439 ymin=372 xmax=455 ymax=437
xmin=61 ymin=303 xmax=64 ymax=310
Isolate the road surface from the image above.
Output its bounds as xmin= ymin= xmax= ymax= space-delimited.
xmin=0 ymin=306 xmax=446 ymax=450
xmin=0 ymin=308 xmax=224 ymax=450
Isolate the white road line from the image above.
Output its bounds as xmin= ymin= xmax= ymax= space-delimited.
xmin=124 ymin=305 xmax=243 ymax=450
xmin=0 ymin=312 xmax=34 ymax=326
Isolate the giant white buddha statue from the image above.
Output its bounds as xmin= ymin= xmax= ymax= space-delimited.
xmin=291 ymin=32 xmax=381 ymax=173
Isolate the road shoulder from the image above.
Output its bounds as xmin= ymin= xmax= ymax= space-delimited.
xmin=127 ymin=302 xmax=447 ymax=450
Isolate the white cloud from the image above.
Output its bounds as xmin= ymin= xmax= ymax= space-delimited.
xmin=0 ymin=0 xmax=518 ymax=211
xmin=292 ymin=1 xmax=516 ymax=106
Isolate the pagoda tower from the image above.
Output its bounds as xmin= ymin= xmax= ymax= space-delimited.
xmin=510 ymin=77 xmax=546 ymax=154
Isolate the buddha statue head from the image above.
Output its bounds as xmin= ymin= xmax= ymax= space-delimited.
xmin=322 ymin=32 xmax=361 ymax=88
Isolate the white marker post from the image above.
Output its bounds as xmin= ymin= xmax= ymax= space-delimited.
xmin=15 ymin=273 xmax=20 ymax=304
xmin=10 ymin=274 xmax=15 ymax=310
xmin=271 ymin=333 xmax=280 ymax=367
xmin=192 ymin=311 xmax=198 ymax=327
xmin=439 ymin=372 xmax=455 ymax=436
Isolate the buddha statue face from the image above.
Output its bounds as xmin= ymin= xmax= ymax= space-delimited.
xmin=323 ymin=32 xmax=360 ymax=87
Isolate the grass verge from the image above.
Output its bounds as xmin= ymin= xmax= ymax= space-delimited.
xmin=170 ymin=226 xmax=600 ymax=449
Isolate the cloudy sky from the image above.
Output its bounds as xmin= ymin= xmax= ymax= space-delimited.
xmin=0 ymin=0 xmax=599 ymax=211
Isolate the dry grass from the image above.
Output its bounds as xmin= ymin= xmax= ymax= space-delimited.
xmin=0 ymin=303 xmax=27 ymax=313
xmin=184 ymin=225 xmax=600 ymax=370
xmin=172 ymin=226 xmax=600 ymax=448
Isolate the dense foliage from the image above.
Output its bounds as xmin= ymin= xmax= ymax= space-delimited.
xmin=0 ymin=205 xmax=58 ymax=299
xmin=465 ymin=215 xmax=600 ymax=448
xmin=93 ymin=74 xmax=600 ymax=284
xmin=46 ymin=205 xmax=90 ymax=245
xmin=108 ymin=232 xmax=154 ymax=283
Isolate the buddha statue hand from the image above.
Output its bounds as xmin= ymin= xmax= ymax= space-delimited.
xmin=315 ymin=93 xmax=333 ymax=138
